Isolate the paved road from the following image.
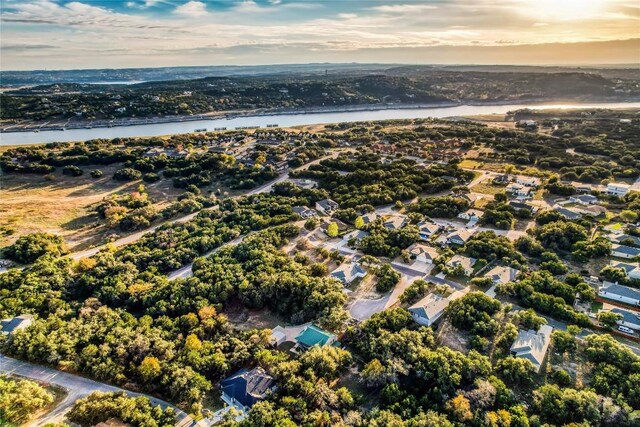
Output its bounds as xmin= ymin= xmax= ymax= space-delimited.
xmin=0 ymin=355 xmax=203 ymax=427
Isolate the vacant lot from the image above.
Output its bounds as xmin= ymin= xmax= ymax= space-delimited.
xmin=0 ymin=164 xmax=182 ymax=251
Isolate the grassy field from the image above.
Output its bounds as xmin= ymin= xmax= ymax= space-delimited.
xmin=0 ymin=164 xmax=183 ymax=251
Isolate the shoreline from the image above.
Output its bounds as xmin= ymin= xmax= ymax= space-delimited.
xmin=3 ymin=97 xmax=639 ymax=133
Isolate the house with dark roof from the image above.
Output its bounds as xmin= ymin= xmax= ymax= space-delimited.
xmin=220 ymin=367 xmax=277 ymax=412
xmin=510 ymin=325 xmax=553 ymax=373
xmin=554 ymin=206 xmax=582 ymax=220
xmin=1 ymin=315 xmax=33 ymax=336
xmin=315 ymin=199 xmax=338 ymax=215
xmin=509 ymin=201 xmax=538 ymax=214
xmin=610 ymin=261 xmax=640 ymax=280
xmin=292 ymin=206 xmax=317 ymax=219
xmin=569 ymin=194 xmax=598 ymax=205
xmin=599 ymin=283 xmax=640 ymax=307
xmin=294 ymin=325 xmax=337 ymax=350
xmin=612 ymin=244 xmax=640 ymax=259
xmin=609 ymin=307 xmax=640 ymax=331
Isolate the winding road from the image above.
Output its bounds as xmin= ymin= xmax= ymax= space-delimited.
xmin=0 ymin=355 xmax=204 ymax=427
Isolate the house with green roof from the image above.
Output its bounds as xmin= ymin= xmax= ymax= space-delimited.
xmin=294 ymin=324 xmax=337 ymax=351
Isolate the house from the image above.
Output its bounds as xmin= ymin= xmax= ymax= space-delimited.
xmin=569 ymin=194 xmax=598 ymax=205
xmin=606 ymin=182 xmax=631 ymax=197
xmin=515 ymin=175 xmax=541 ymax=188
xmin=612 ymin=244 xmax=640 ymax=259
xmin=315 ymin=199 xmax=339 ymax=215
xmin=554 ymin=206 xmax=582 ymax=220
xmin=484 ymin=266 xmax=520 ymax=285
xmin=459 ymin=193 xmax=484 ymax=206
xmin=572 ymin=204 xmax=607 ymax=217
xmin=383 ymin=215 xmax=408 ymax=230
xmin=408 ymin=289 xmax=465 ymax=326
xmin=143 ymin=147 xmax=165 ymax=158
xmin=294 ymin=324 xmax=337 ymax=350
xmin=457 ymin=209 xmax=483 ymax=222
xmin=509 ymin=325 xmax=553 ymax=373
xmin=292 ymin=206 xmax=317 ymax=219
xmin=330 ymin=262 xmax=367 ymax=285
xmin=270 ymin=326 xmax=287 ymax=347
xmin=342 ymin=230 xmax=369 ymax=245
xmin=506 ymin=183 xmax=532 ymax=198
xmin=220 ymin=367 xmax=277 ymax=412
xmin=446 ymin=254 xmax=477 ymax=276
xmin=611 ymin=261 xmax=640 ymax=280
xmin=446 ymin=229 xmax=475 ymax=246
xmin=610 ymin=307 xmax=640 ymax=330
xmin=407 ymin=243 xmax=440 ymax=264
xmin=493 ymin=174 xmax=510 ymax=184
xmin=608 ymin=234 xmax=640 ymax=247
xmin=1 ymin=315 xmax=34 ymax=336
xmin=509 ymin=201 xmax=538 ymax=214
xmin=599 ymin=283 xmax=640 ymax=307
xmin=418 ymin=222 xmax=441 ymax=240
xmin=360 ymin=212 xmax=379 ymax=225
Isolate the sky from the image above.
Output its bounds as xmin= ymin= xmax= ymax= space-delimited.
xmin=1 ymin=0 xmax=639 ymax=70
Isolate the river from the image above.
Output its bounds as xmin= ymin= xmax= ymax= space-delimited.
xmin=2 ymin=101 xmax=639 ymax=146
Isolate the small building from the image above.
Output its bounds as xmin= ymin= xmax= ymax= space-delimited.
xmin=220 ymin=367 xmax=277 ymax=413
xmin=569 ymin=194 xmax=598 ymax=205
xmin=515 ymin=175 xmax=541 ymax=188
xmin=608 ymin=234 xmax=640 ymax=247
xmin=610 ymin=307 xmax=640 ymax=330
xmin=599 ymin=282 xmax=640 ymax=307
xmin=605 ymin=182 xmax=631 ymax=197
xmin=361 ymin=212 xmax=380 ymax=225
xmin=408 ymin=289 xmax=465 ymax=326
xmin=446 ymin=254 xmax=477 ymax=276
xmin=294 ymin=325 xmax=337 ymax=351
xmin=1 ymin=315 xmax=34 ymax=336
xmin=330 ymin=262 xmax=367 ymax=285
xmin=554 ymin=206 xmax=582 ymax=220
xmin=270 ymin=326 xmax=287 ymax=347
xmin=446 ymin=229 xmax=474 ymax=246
xmin=510 ymin=325 xmax=553 ymax=373
xmin=610 ymin=261 xmax=640 ymax=280
xmin=407 ymin=243 xmax=440 ymax=264
xmin=383 ymin=215 xmax=408 ymax=230
xmin=611 ymin=244 xmax=640 ymax=259
xmin=484 ymin=266 xmax=520 ymax=285
xmin=509 ymin=201 xmax=538 ymax=214
xmin=292 ymin=206 xmax=317 ymax=219
xmin=315 ymin=199 xmax=339 ymax=215
xmin=506 ymin=183 xmax=532 ymax=198
xmin=418 ymin=221 xmax=441 ymax=240
xmin=457 ymin=209 xmax=483 ymax=221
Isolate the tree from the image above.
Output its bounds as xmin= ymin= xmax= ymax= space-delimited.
xmin=597 ymin=311 xmax=623 ymax=330
xmin=496 ymin=357 xmax=536 ymax=386
xmin=326 ymin=222 xmax=339 ymax=238
xmin=62 ymin=165 xmax=83 ymax=176
xmin=139 ymin=356 xmax=162 ymax=383
xmin=5 ymin=232 xmax=68 ymax=263
xmin=375 ymin=264 xmax=401 ymax=292
xmin=446 ymin=394 xmax=473 ymax=422
xmin=355 ymin=216 xmax=365 ymax=229
xmin=0 ymin=376 xmax=54 ymax=424
xmin=90 ymin=169 xmax=103 ymax=178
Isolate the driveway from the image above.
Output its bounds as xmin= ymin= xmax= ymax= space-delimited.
xmin=0 ymin=354 xmax=202 ymax=427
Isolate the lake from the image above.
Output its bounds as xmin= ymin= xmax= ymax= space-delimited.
xmin=2 ymin=101 xmax=639 ymax=146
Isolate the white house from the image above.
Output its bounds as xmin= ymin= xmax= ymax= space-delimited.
xmin=611 ymin=244 xmax=640 ymax=259
xmin=330 ymin=262 xmax=367 ymax=285
xmin=599 ymin=282 xmax=640 ymax=307
xmin=610 ymin=307 xmax=640 ymax=331
xmin=292 ymin=206 xmax=318 ymax=219
xmin=408 ymin=289 xmax=465 ymax=326
xmin=407 ymin=243 xmax=440 ymax=264
xmin=569 ymin=194 xmax=598 ymax=205
xmin=383 ymin=215 xmax=409 ymax=230
xmin=457 ymin=209 xmax=483 ymax=222
xmin=510 ymin=325 xmax=553 ymax=373
xmin=484 ymin=266 xmax=520 ymax=285
xmin=315 ymin=199 xmax=339 ymax=215
xmin=446 ymin=254 xmax=477 ymax=276
xmin=605 ymin=182 xmax=631 ymax=197
xmin=361 ymin=212 xmax=380 ymax=225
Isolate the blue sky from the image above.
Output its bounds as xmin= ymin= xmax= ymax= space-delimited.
xmin=1 ymin=0 xmax=639 ymax=70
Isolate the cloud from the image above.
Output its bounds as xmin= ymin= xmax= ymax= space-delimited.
xmin=372 ymin=4 xmax=439 ymax=13
xmin=174 ymin=1 xmax=208 ymax=17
